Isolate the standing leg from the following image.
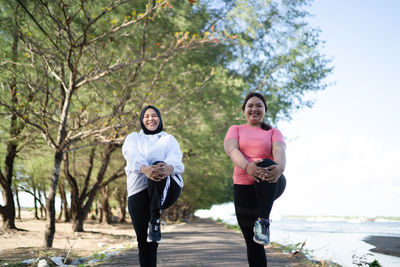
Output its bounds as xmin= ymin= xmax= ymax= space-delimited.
xmin=234 ymin=184 xmax=267 ymax=267
xmin=128 ymin=190 xmax=158 ymax=267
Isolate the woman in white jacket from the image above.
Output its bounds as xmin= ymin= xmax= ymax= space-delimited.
xmin=122 ymin=105 xmax=184 ymax=267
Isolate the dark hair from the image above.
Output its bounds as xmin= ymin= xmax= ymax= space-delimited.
xmin=140 ymin=105 xmax=163 ymax=135
xmin=242 ymin=91 xmax=271 ymax=131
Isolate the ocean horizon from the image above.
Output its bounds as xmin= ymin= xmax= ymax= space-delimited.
xmin=195 ymin=202 xmax=400 ymax=267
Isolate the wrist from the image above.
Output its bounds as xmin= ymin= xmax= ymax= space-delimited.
xmin=275 ymin=164 xmax=284 ymax=172
xmin=168 ymin=165 xmax=174 ymax=175
xmin=140 ymin=165 xmax=146 ymax=173
xmin=273 ymin=165 xmax=284 ymax=176
xmin=244 ymin=162 xmax=249 ymax=172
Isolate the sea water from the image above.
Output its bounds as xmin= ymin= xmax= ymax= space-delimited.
xmin=195 ymin=202 xmax=400 ymax=267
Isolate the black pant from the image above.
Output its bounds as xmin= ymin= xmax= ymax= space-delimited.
xmin=254 ymin=159 xmax=286 ymax=219
xmin=128 ymin=175 xmax=182 ymax=267
xmin=234 ymin=159 xmax=286 ymax=267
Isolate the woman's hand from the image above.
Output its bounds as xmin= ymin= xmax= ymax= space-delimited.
xmin=263 ymin=141 xmax=286 ymax=183
xmin=155 ymin=162 xmax=174 ymax=179
xmin=141 ymin=163 xmax=173 ymax=182
xmin=140 ymin=165 xmax=161 ymax=181
xmin=246 ymin=160 xmax=268 ymax=182
xmin=263 ymin=164 xmax=284 ymax=183
xmin=246 ymin=161 xmax=283 ymax=183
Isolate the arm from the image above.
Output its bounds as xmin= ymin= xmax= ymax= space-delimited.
xmin=264 ymin=141 xmax=286 ymax=183
xmin=163 ymin=135 xmax=184 ymax=175
xmin=144 ymin=135 xmax=184 ymax=181
xmin=123 ymin=133 xmax=168 ymax=181
xmin=122 ymin=133 xmax=148 ymax=173
xmin=224 ymin=139 xmax=266 ymax=179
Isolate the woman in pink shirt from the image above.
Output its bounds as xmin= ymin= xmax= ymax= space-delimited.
xmin=224 ymin=92 xmax=286 ymax=267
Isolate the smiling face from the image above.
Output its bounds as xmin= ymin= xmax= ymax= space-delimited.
xmin=142 ymin=108 xmax=160 ymax=131
xmin=244 ymin=96 xmax=266 ymax=126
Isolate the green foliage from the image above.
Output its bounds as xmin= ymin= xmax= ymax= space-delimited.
xmin=204 ymin=0 xmax=332 ymax=122
xmin=0 ymin=0 xmax=332 ymax=219
xmin=0 ymin=262 xmax=26 ymax=267
xmin=352 ymin=253 xmax=382 ymax=267
xmin=217 ymin=219 xmax=241 ymax=232
xmin=92 ymin=253 xmax=107 ymax=260
xmin=166 ymin=65 xmax=243 ymax=209
xmin=166 ymin=0 xmax=332 ymax=210
xmin=369 ymin=260 xmax=382 ymax=267
xmin=282 ymin=240 xmax=311 ymax=257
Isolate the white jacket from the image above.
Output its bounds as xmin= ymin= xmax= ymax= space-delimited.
xmin=122 ymin=130 xmax=185 ymax=197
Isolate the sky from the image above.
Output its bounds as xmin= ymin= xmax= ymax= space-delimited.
xmin=273 ymin=0 xmax=400 ymax=217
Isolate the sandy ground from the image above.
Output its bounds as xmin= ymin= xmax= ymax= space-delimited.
xmin=0 ymin=210 xmax=146 ymax=264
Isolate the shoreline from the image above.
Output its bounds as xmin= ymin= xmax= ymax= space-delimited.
xmin=363 ymin=235 xmax=400 ymax=257
xmin=217 ymin=219 xmax=341 ymax=266
xmin=197 ymin=205 xmax=400 ymax=265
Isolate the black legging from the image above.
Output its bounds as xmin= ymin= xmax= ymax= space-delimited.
xmin=128 ymin=174 xmax=182 ymax=267
xmin=254 ymin=158 xmax=286 ymax=219
xmin=234 ymin=159 xmax=286 ymax=267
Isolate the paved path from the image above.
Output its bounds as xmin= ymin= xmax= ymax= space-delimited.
xmin=96 ymin=218 xmax=305 ymax=267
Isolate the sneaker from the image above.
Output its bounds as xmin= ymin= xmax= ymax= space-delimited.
xmin=147 ymin=219 xmax=162 ymax=243
xmin=253 ymin=218 xmax=271 ymax=245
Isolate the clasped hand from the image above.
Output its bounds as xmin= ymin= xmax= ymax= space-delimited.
xmin=246 ymin=160 xmax=282 ymax=183
xmin=141 ymin=163 xmax=173 ymax=182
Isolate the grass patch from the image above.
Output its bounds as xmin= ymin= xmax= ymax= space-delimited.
xmin=214 ymin=218 xmax=343 ymax=267
xmin=1 ymin=262 xmax=26 ymax=267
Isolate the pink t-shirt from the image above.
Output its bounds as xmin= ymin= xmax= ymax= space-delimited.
xmin=224 ymin=124 xmax=285 ymax=185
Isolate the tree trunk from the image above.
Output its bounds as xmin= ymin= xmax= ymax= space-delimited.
xmin=98 ymin=203 xmax=103 ymax=223
xmin=64 ymin=152 xmax=86 ymax=231
xmin=0 ymin=127 xmax=18 ymax=230
xmin=58 ymin=181 xmax=70 ymax=222
xmin=67 ymin=144 xmax=119 ymax=230
xmin=44 ymin=151 xmax=63 ymax=247
xmin=40 ymin=206 xmax=44 ymax=219
xmin=43 ymin=74 xmax=73 ymax=246
xmin=38 ymin=188 xmax=46 ymax=219
xmin=0 ymin=186 xmax=16 ymax=230
xmin=95 ymin=199 xmax=100 ymax=219
xmin=15 ymin=187 xmax=21 ymax=220
xmin=118 ymin=189 xmax=127 ymax=223
xmin=72 ymin=209 xmax=85 ymax=232
xmin=58 ymin=202 xmax=63 ymax=221
xmin=100 ymin=186 xmax=112 ymax=224
xmin=30 ymin=183 xmax=38 ymax=219
xmin=0 ymin=27 xmax=20 ymax=230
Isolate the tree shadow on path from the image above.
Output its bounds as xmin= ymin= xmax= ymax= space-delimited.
xmin=96 ymin=218 xmax=306 ymax=267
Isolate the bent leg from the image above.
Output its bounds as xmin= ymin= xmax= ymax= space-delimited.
xmin=161 ymin=175 xmax=182 ymax=210
xmin=255 ymin=159 xmax=286 ymax=219
xmin=147 ymin=161 xmax=169 ymax=222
